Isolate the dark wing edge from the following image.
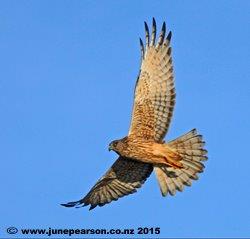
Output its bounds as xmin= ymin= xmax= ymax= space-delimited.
xmin=61 ymin=157 xmax=153 ymax=210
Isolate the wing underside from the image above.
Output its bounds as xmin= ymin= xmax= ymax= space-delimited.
xmin=61 ymin=157 xmax=153 ymax=210
xmin=129 ymin=18 xmax=175 ymax=142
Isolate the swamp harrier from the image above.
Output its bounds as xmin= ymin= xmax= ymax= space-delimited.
xmin=62 ymin=19 xmax=207 ymax=210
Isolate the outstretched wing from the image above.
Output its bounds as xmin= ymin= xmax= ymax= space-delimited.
xmin=129 ymin=19 xmax=175 ymax=142
xmin=61 ymin=157 xmax=153 ymax=210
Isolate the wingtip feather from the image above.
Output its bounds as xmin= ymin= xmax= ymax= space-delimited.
xmin=152 ymin=17 xmax=156 ymax=24
xmin=151 ymin=18 xmax=157 ymax=46
xmin=89 ymin=204 xmax=97 ymax=210
xmin=144 ymin=21 xmax=149 ymax=32
xmin=61 ymin=200 xmax=81 ymax=208
xmin=144 ymin=21 xmax=149 ymax=46
xmin=167 ymin=31 xmax=172 ymax=41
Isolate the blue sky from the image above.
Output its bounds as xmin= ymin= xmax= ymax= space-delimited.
xmin=0 ymin=0 xmax=250 ymax=238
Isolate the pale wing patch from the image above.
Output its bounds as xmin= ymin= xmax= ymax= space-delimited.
xmin=129 ymin=20 xmax=175 ymax=142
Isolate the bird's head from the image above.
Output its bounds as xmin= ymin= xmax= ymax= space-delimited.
xmin=108 ymin=138 xmax=127 ymax=155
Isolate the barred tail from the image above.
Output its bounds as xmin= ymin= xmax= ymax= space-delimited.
xmin=154 ymin=129 xmax=208 ymax=196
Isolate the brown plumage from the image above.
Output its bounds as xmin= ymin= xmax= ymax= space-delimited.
xmin=61 ymin=18 xmax=208 ymax=210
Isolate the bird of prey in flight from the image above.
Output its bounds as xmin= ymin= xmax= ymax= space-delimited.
xmin=62 ymin=18 xmax=207 ymax=210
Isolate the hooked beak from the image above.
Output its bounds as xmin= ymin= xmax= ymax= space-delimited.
xmin=108 ymin=144 xmax=113 ymax=151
